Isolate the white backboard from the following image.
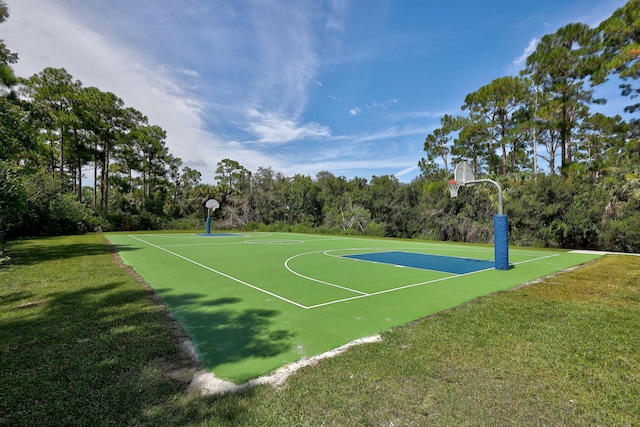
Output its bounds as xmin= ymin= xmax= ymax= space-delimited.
xmin=205 ymin=199 xmax=220 ymax=209
xmin=454 ymin=161 xmax=475 ymax=185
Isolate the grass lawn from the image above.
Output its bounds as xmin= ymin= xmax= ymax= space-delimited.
xmin=1 ymin=233 xmax=639 ymax=426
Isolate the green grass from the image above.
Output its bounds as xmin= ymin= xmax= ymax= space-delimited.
xmin=0 ymin=234 xmax=194 ymax=426
xmin=1 ymin=234 xmax=639 ymax=426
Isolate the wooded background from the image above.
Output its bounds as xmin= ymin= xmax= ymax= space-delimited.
xmin=1 ymin=1 xmax=638 ymax=252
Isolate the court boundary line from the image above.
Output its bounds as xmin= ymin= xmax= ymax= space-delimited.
xmin=126 ymin=234 xmax=562 ymax=310
xmin=127 ymin=235 xmax=310 ymax=309
xmin=304 ymin=253 xmax=561 ymax=309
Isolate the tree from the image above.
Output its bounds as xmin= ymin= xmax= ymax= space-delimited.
xmin=450 ymin=115 xmax=490 ymax=176
xmin=361 ymin=175 xmax=415 ymax=237
xmin=528 ymin=86 xmax=563 ymax=174
xmin=524 ymin=23 xmax=605 ymax=176
xmin=575 ymin=113 xmax=631 ymax=180
xmin=214 ymin=159 xmax=251 ymax=226
xmin=0 ymin=97 xmax=37 ymax=164
xmin=187 ymin=183 xmax=218 ymax=218
xmin=329 ymin=196 xmax=371 ymax=233
xmin=0 ymin=1 xmax=18 ymax=92
xmin=287 ymin=174 xmax=321 ymax=225
xmin=0 ymin=4 xmax=32 ymax=164
xmin=135 ymin=124 xmax=170 ymax=199
xmin=461 ymin=76 xmax=532 ymax=175
xmin=22 ymin=68 xmax=83 ymax=183
xmin=167 ymin=165 xmax=201 ymax=217
xmin=598 ymin=0 xmax=640 ymax=114
xmin=315 ymin=171 xmax=349 ymax=226
xmin=420 ymin=114 xmax=457 ymax=179
xmin=163 ymin=156 xmax=183 ymax=218
xmin=251 ymin=167 xmax=288 ymax=224
xmin=215 ymin=159 xmax=251 ymax=198
xmin=80 ymin=87 xmax=127 ymax=213
xmin=0 ymin=161 xmax=26 ymax=237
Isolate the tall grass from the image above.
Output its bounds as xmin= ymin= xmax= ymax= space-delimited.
xmin=1 ymin=234 xmax=638 ymax=426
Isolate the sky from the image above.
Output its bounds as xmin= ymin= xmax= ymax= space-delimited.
xmin=3 ymin=0 xmax=632 ymax=184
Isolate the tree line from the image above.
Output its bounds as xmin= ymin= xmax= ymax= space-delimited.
xmin=421 ymin=2 xmax=639 ymax=179
xmin=1 ymin=1 xmax=639 ymax=253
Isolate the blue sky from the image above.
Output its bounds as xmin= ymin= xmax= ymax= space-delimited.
xmin=3 ymin=0 xmax=631 ymax=184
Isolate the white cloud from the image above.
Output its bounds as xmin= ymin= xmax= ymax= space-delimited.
xmin=245 ymin=109 xmax=331 ymax=144
xmin=394 ymin=165 xmax=419 ymax=178
xmin=2 ymin=0 xmax=424 ymax=183
xmin=509 ymin=37 xmax=538 ymax=71
xmin=4 ymin=0 xmax=217 ymax=174
xmin=244 ymin=2 xmax=320 ymax=115
xmin=352 ymin=126 xmax=429 ymax=143
xmin=290 ymin=157 xmax=416 ymax=177
xmin=366 ymin=99 xmax=398 ymax=110
xmin=178 ymin=68 xmax=200 ymax=78
xmin=2 ymin=0 xmax=323 ymax=184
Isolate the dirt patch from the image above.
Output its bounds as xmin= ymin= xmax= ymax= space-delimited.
xmin=14 ymin=300 xmax=46 ymax=309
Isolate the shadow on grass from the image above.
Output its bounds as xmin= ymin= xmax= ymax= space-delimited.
xmin=4 ymin=238 xmax=137 ymax=266
xmin=0 ymin=280 xmax=254 ymax=425
xmin=0 ymin=290 xmax=35 ymax=307
xmin=155 ymin=291 xmax=295 ymax=374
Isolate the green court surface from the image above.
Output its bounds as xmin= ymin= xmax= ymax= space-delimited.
xmin=105 ymin=232 xmax=602 ymax=384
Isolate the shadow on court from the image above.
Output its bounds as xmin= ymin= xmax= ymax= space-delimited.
xmin=155 ymin=291 xmax=296 ymax=374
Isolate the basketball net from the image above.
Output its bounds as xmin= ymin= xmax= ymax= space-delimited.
xmin=447 ymin=180 xmax=461 ymax=198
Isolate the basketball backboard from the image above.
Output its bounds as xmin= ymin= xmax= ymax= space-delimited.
xmin=454 ymin=161 xmax=475 ymax=185
xmin=205 ymin=199 xmax=220 ymax=210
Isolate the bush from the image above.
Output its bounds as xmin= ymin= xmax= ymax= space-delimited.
xmin=162 ymin=216 xmax=204 ymax=231
xmin=0 ymin=161 xmax=27 ymax=238
xmin=106 ymin=213 xmax=161 ymax=231
xmin=12 ymin=169 xmax=102 ymax=237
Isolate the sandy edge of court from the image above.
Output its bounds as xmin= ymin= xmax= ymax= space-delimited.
xmin=569 ymin=250 xmax=640 ymax=256
xmin=187 ymin=335 xmax=382 ymax=395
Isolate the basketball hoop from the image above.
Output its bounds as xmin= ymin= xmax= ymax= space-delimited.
xmin=447 ymin=180 xmax=461 ymax=198
xmin=204 ymin=199 xmax=219 ymax=235
xmin=205 ymin=199 xmax=220 ymax=217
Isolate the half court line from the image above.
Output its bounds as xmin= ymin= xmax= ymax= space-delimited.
xmin=128 ymin=235 xmax=310 ymax=310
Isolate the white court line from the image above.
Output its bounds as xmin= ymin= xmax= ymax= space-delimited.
xmin=305 ymin=252 xmax=562 ymax=309
xmin=127 ymin=235 xmax=309 ymax=310
xmin=128 ymin=234 xmax=563 ymax=310
xmin=162 ymin=241 xmax=248 ymax=248
xmin=306 ymin=268 xmax=483 ymax=309
xmin=511 ymin=253 xmax=560 ymax=265
xmin=138 ymin=233 xmax=251 ymax=238
xmin=284 ymin=251 xmax=369 ymax=295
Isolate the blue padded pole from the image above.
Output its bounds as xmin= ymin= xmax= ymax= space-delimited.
xmin=494 ymin=214 xmax=509 ymax=270
xmin=206 ymin=216 xmax=212 ymax=234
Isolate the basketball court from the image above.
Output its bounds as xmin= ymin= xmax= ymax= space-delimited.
xmin=106 ymin=232 xmax=603 ymax=383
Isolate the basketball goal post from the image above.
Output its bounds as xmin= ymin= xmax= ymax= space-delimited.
xmin=204 ymin=199 xmax=220 ymax=234
xmin=448 ymin=161 xmax=509 ymax=270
